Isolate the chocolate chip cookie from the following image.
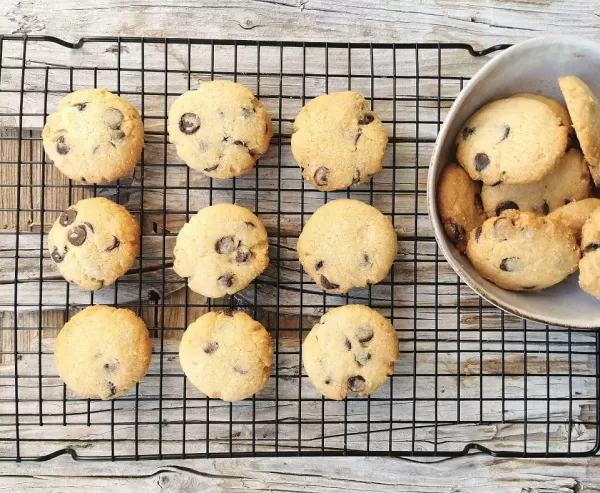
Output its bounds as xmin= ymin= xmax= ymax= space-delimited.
xmin=48 ymin=197 xmax=140 ymax=291
xmin=578 ymin=208 xmax=600 ymax=300
xmin=437 ymin=162 xmax=486 ymax=252
xmin=302 ymin=304 xmax=398 ymax=400
xmin=456 ymin=96 xmax=568 ymax=185
xmin=548 ymin=198 xmax=600 ymax=242
xmin=466 ymin=210 xmax=580 ymax=291
xmin=481 ymin=148 xmax=591 ymax=217
xmin=291 ymin=91 xmax=388 ymax=191
xmin=42 ymin=89 xmax=144 ymax=183
xmin=173 ymin=203 xmax=269 ymax=298
xmin=559 ymin=76 xmax=600 ymax=185
xmin=168 ymin=80 xmax=273 ymax=179
xmin=297 ymin=199 xmax=397 ymax=293
xmin=54 ymin=305 xmax=152 ymax=400
xmin=179 ymin=310 xmax=272 ymax=401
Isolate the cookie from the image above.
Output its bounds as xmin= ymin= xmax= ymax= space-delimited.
xmin=456 ymin=97 xmax=568 ymax=185
xmin=548 ymin=198 xmax=600 ymax=242
xmin=466 ymin=210 xmax=580 ymax=291
xmin=54 ymin=305 xmax=152 ymax=400
xmin=291 ymin=91 xmax=388 ymax=191
xmin=559 ymin=76 xmax=600 ymax=185
xmin=173 ymin=203 xmax=269 ymax=298
xmin=179 ymin=310 xmax=272 ymax=401
xmin=168 ymin=80 xmax=273 ymax=179
xmin=302 ymin=304 xmax=398 ymax=400
xmin=297 ymin=199 xmax=397 ymax=293
xmin=42 ymin=89 xmax=144 ymax=183
xmin=48 ymin=197 xmax=140 ymax=291
xmin=481 ymin=148 xmax=591 ymax=217
xmin=437 ymin=162 xmax=486 ymax=252
xmin=578 ymin=208 xmax=600 ymax=300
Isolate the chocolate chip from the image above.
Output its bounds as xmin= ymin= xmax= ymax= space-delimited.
xmin=315 ymin=260 xmax=324 ymax=271
xmin=203 ymin=341 xmax=219 ymax=354
xmin=499 ymin=124 xmax=510 ymax=142
xmin=105 ymin=236 xmax=120 ymax=252
xmin=83 ymin=222 xmax=94 ymax=234
xmin=74 ymin=102 xmax=87 ymax=111
xmin=474 ymin=153 xmax=490 ymax=172
xmin=103 ymin=361 xmax=118 ymax=373
xmin=241 ymin=107 xmax=255 ymax=118
xmin=219 ymin=273 xmax=235 ymax=289
xmin=56 ymin=136 xmax=69 ymax=155
xmin=245 ymin=221 xmax=256 ymax=228
xmin=59 ymin=209 xmax=77 ymax=227
xmin=541 ymin=201 xmax=550 ymax=215
xmin=112 ymin=129 xmax=126 ymax=142
xmin=51 ymin=247 xmax=65 ymax=263
xmin=234 ymin=366 xmax=249 ymax=375
xmin=361 ymin=253 xmax=372 ymax=268
xmin=462 ymin=127 xmax=475 ymax=139
xmin=320 ymin=275 xmax=339 ymax=290
xmin=233 ymin=140 xmax=247 ymax=147
xmin=347 ymin=375 xmax=366 ymax=392
xmin=314 ymin=167 xmax=329 ymax=186
xmin=234 ymin=248 xmax=252 ymax=264
xmin=444 ymin=222 xmax=465 ymax=244
xmin=474 ymin=226 xmax=482 ymax=242
xmin=355 ymin=351 xmax=371 ymax=366
xmin=359 ymin=114 xmax=374 ymax=125
xmin=107 ymin=381 xmax=117 ymax=397
xmin=356 ymin=327 xmax=374 ymax=344
xmin=584 ymin=243 xmax=600 ymax=254
xmin=474 ymin=193 xmax=484 ymax=215
xmin=68 ymin=225 xmax=87 ymax=246
xmin=344 ymin=338 xmax=352 ymax=351
xmin=179 ymin=112 xmax=201 ymax=134
xmin=215 ymin=236 xmax=236 ymax=255
xmin=500 ymin=257 xmax=520 ymax=272
xmin=204 ymin=163 xmax=220 ymax=172
xmin=324 ymin=379 xmax=331 ymax=385
xmin=104 ymin=107 xmax=124 ymax=129
xmin=496 ymin=201 xmax=519 ymax=216
xmin=352 ymin=169 xmax=361 ymax=185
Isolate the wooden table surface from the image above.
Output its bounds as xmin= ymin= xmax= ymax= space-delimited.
xmin=2 ymin=1 xmax=600 ymax=491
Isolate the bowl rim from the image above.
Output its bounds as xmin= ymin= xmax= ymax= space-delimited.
xmin=427 ymin=35 xmax=600 ymax=330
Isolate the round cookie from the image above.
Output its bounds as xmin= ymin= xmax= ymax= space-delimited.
xmin=548 ymin=198 xmax=600 ymax=242
xmin=481 ymin=148 xmax=591 ymax=217
xmin=291 ymin=91 xmax=388 ymax=191
xmin=465 ymin=210 xmax=580 ymax=291
xmin=559 ymin=76 xmax=600 ymax=185
xmin=578 ymin=208 xmax=600 ymax=300
xmin=173 ymin=203 xmax=269 ymax=298
xmin=297 ymin=199 xmax=397 ymax=293
xmin=168 ymin=80 xmax=273 ymax=179
xmin=302 ymin=304 xmax=398 ymax=400
xmin=455 ymin=97 xmax=568 ymax=185
xmin=437 ymin=162 xmax=486 ymax=252
xmin=48 ymin=197 xmax=140 ymax=291
xmin=42 ymin=89 xmax=144 ymax=183
xmin=54 ymin=305 xmax=152 ymax=400
xmin=179 ymin=310 xmax=272 ymax=401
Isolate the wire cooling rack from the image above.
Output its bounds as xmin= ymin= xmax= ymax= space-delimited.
xmin=0 ymin=35 xmax=598 ymax=462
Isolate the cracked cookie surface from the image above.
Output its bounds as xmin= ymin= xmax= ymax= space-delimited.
xmin=48 ymin=197 xmax=140 ymax=291
xmin=54 ymin=305 xmax=152 ymax=400
xmin=455 ymin=96 xmax=568 ymax=185
xmin=42 ymin=88 xmax=144 ymax=183
xmin=167 ymin=80 xmax=273 ymax=179
xmin=302 ymin=304 xmax=398 ymax=400
xmin=179 ymin=310 xmax=273 ymax=401
xmin=465 ymin=210 xmax=580 ymax=291
xmin=173 ymin=203 xmax=269 ymax=298
xmin=297 ymin=199 xmax=397 ymax=293
xmin=291 ymin=91 xmax=388 ymax=191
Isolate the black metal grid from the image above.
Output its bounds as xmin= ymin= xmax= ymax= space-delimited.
xmin=0 ymin=35 xmax=599 ymax=462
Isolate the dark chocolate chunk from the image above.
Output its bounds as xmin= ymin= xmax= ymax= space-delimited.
xmin=203 ymin=342 xmax=219 ymax=354
xmin=204 ymin=163 xmax=220 ymax=172
xmin=462 ymin=127 xmax=475 ymax=139
xmin=355 ymin=351 xmax=371 ymax=366
xmin=474 ymin=226 xmax=482 ymax=242
xmin=314 ymin=167 xmax=329 ymax=186
xmin=361 ymin=253 xmax=372 ymax=268
xmin=324 ymin=379 xmax=331 ymax=385
xmin=474 ymin=193 xmax=484 ymax=215
xmin=219 ymin=273 xmax=235 ymax=289
xmin=344 ymin=337 xmax=352 ymax=351
xmin=104 ymin=107 xmax=124 ymax=129
xmin=320 ymin=275 xmax=339 ymax=290
xmin=215 ymin=236 xmax=236 ymax=255
xmin=315 ymin=260 xmax=324 ymax=271
xmin=68 ymin=225 xmax=87 ymax=246
xmin=59 ymin=209 xmax=77 ymax=227
xmin=51 ymin=247 xmax=66 ymax=263
xmin=112 ymin=129 xmax=126 ymax=142
xmin=474 ymin=153 xmax=490 ymax=172
xmin=499 ymin=257 xmax=520 ymax=272
xmin=541 ymin=201 xmax=550 ymax=215
xmin=499 ymin=124 xmax=510 ymax=143
xmin=359 ymin=114 xmax=374 ymax=125
xmin=352 ymin=169 xmax=361 ymax=185
xmin=347 ymin=375 xmax=366 ymax=392
xmin=234 ymin=248 xmax=252 ymax=264
xmin=74 ymin=102 xmax=87 ymax=111
xmin=496 ymin=201 xmax=519 ymax=216
xmin=107 ymin=381 xmax=117 ymax=397
xmin=584 ymin=243 xmax=600 ymax=254
xmin=179 ymin=112 xmax=200 ymax=134
xmin=105 ymin=236 xmax=120 ymax=252
xmin=233 ymin=140 xmax=247 ymax=147
xmin=445 ymin=222 xmax=465 ymax=244
xmin=356 ymin=327 xmax=374 ymax=344
xmin=56 ymin=136 xmax=69 ymax=155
